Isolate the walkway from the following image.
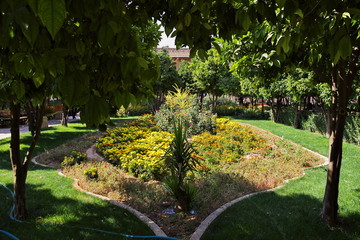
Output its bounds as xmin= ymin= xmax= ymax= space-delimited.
xmin=0 ymin=115 xmax=80 ymax=140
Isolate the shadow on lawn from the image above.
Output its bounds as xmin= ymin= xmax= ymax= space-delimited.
xmin=0 ymin=182 xmax=153 ymax=240
xmin=0 ymin=129 xmax=93 ymax=171
xmin=201 ymin=191 xmax=360 ymax=240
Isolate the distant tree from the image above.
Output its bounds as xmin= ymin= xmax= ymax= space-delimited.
xmin=152 ymin=50 xmax=180 ymax=111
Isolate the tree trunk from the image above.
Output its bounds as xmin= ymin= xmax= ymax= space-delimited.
xmin=10 ymin=102 xmax=28 ymax=219
xmin=293 ymin=102 xmax=302 ymax=129
xmin=24 ymin=102 xmax=36 ymax=136
xmin=61 ymin=104 xmax=68 ymax=126
xmin=10 ymin=101 xmax=45 ymax=219
xmin=321 ymin=57 xmax=357 ymax=225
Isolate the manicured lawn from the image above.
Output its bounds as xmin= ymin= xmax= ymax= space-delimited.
xmin=0 ymin=122 xmax=154 ymax=240
xmin=201 ymin=119 xmax=360 ymax=240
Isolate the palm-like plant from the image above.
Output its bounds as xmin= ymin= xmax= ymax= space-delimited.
xmin=164 ymin=121 xmax=199 ymax=211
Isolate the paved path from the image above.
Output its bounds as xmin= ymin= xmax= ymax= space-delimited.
xmin=0 ymin=115 xmax=80 ymax=140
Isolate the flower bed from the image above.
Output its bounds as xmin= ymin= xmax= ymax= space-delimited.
xmin=63 ymin=117 xmax=325 ymax=239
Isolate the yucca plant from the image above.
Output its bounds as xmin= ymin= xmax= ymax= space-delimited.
xmin=164 ymin=121 xmax=199 ymax=211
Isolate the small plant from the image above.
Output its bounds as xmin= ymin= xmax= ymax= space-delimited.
xmin=61 ymin=151 xmax=87 ymax=167
xmin=163 ymin=121 xmax=199 ymax=211
xmin=155 ymin=86 xmax=216 ymax=136
xmin=84 ymin=166 xmax=98 ymax=179
xmin=116 ymin=106 xmax=128 ymax=117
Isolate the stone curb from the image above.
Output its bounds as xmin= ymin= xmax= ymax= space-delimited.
xmin=31 ymin=156 xmax=167 ymax=237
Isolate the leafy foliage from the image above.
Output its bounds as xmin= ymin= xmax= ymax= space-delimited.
xmin=154 ymin=86 xmax=216 ymax=136
xmin=61 ymin=151 xmax=87 ymax=167
xmin=96 ymin=116 xmax=173 ymax=180
xmin=163 ymin=121 xmax=199 ymax=211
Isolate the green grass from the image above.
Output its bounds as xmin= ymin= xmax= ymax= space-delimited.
xmin=0 ymin=121 xmax=154 ymax=240
xmin=201 ymin=119 xmax=360 ymax=240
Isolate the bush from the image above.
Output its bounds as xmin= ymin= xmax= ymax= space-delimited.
xmin=240 ymin=108 xmax=270 ymax=120
xmin=344 ymin=115 xmax=360 ymax=145
xmin=96 ymin=117 xmax=173 ymax=180
xmin=192 ymin=118 xmax=266 ymax=169
xmin=127 ymin=104 xmax=152 ymax=116
xmin=155 ymin=86 xmax=216 ymax=136
xmin=61 ymin=151 xmax=88 ymax=167
xmin=302 ymin=113 xmax=327 ymax=135
xmin=163 ymin=121 xmax=199 ymax=211
xmin=214 ymin=105 xmax=245 ymax=116
xmin=116 ymin=106 xmax=128 ymax=117
xmin=84 ymin=166 xmax=98 ymax=179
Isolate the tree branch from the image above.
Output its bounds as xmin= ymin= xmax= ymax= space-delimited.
xmin=23 ymin=100 xmax=45 ymax=168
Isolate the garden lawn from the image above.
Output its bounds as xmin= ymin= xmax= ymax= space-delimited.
xmin=0 ymin=122 xmax=153 ymax=240
xmin=201 ymin=119 xmax=360 ymax=240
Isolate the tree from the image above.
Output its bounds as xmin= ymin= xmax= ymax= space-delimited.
xmin=151 ymin=50 xmax=180 ymax=111
xmin=214 ymin=1 xmax=360 ymax=225
xmin=2 ymin=0 xmax=359 ymax=227
xmin=180 ymin=49 xmax=239 ymax=107
xmin=0 ymin=0 xmax=160 ymax=219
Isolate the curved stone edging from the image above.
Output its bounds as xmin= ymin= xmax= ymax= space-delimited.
xmin=189 ymin=123 xmax=329 ymax=240
xmin=85 ymin=144 xmax=104 ymax=160
xmin=31 ymin=156 xmax=167 ymax=237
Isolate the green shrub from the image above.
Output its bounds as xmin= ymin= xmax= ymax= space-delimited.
xmin=241 ymin=108 xmax=270 ymax=120
xmin=192 ymin=118 xmax=265 ymax=169
xmin=61 ymin=151 xmax=87 ymax=167
xmin=116 ymin=106 xmax=128 ymax=117
xmin=96 ymin=117 xmax=173 ymax=180
xmin=344 ymin=115 xmax=360 ymax=145
xmin=302 ymin=113 xmax=327 ymax=135
xmin=163 ymin=121 xmax=199 ymax=211
xmin=84 ymin=166 xmax=98 ymax=179
xmin=214 ymin=105 xmax=245 ymax=116
xmin=127 ymin=104 xmax=152 ymax=116
xmin=154 ymin=86 xmax=216 ymax=136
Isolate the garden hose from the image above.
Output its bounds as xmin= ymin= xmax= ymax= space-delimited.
xmin=0 ymin=182 xmax=181 ymax=240
xmin=0 ymin=230 xmax=20 ymax=240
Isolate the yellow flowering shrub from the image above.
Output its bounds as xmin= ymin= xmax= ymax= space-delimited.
xmin=96 ymin=117 xmax=173 ymax=180
xmin=192 ymin=118 xmax=266 ymax=171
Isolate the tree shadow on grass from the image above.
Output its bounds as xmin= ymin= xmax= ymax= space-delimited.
xmin=0 ymin=182 xmax=154 ymax=240
xmin=0 ymin=129 xmax=94 ymax=171
xmin=201 ymin=191 xmax=360 ymax=240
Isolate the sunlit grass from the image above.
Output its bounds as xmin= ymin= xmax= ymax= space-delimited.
xmin=0 ymin=120 xmax=153 ymax=240
xmin=201 ymin=119 xmax=360 ymax=240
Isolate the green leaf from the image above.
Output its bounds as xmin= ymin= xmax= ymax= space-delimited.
xmin=242 ymin=14 xmax=251 ymax=31
xmin=273 ymin=59 xmax=281 ymax=67
xmin=165 ymin=26 xmax=173 ymax=36
xmin=38 ymin=0 xmax=66 ymax=39
xmin=76 ymin=40 xmax=85 ymax=56
xmin=13 ymin=81 xmax=26 ymax=99
xmin=33 ymin=71 xmax=45 ymax=88
xmin=137 ymin=57 xmax=148 ymax=70
xmin=28 ymin=0 xmax=39 ymax=15
xmin=338 ymin=35 xmax=352 ymax=59
xmin=98 ymin=23 xmax=114 ymax=48
xmin=176 ymin=22 xmax=183 ymax=31
xmin=203 ymin=23 xmax=211 ymax=30
xmin=114 ymin=92 xmax=134 ymax=108
xmin=14 ymin=7 xmax=39 ymax=46
xmin=348 ymin=8 xmax=360 ymax=16
xmin=276 ymin=0 xmax=286 ymax=8
xmin=184 ymin=13 xmax=191 ymax=27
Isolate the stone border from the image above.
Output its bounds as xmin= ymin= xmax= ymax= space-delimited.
xmin=31 ymin=156 xmax=167 ymax=237
xmin=85 ymin=144 xmax=104 ymax=160
xmin=189 ymin=123 xmax=329 ymax=240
